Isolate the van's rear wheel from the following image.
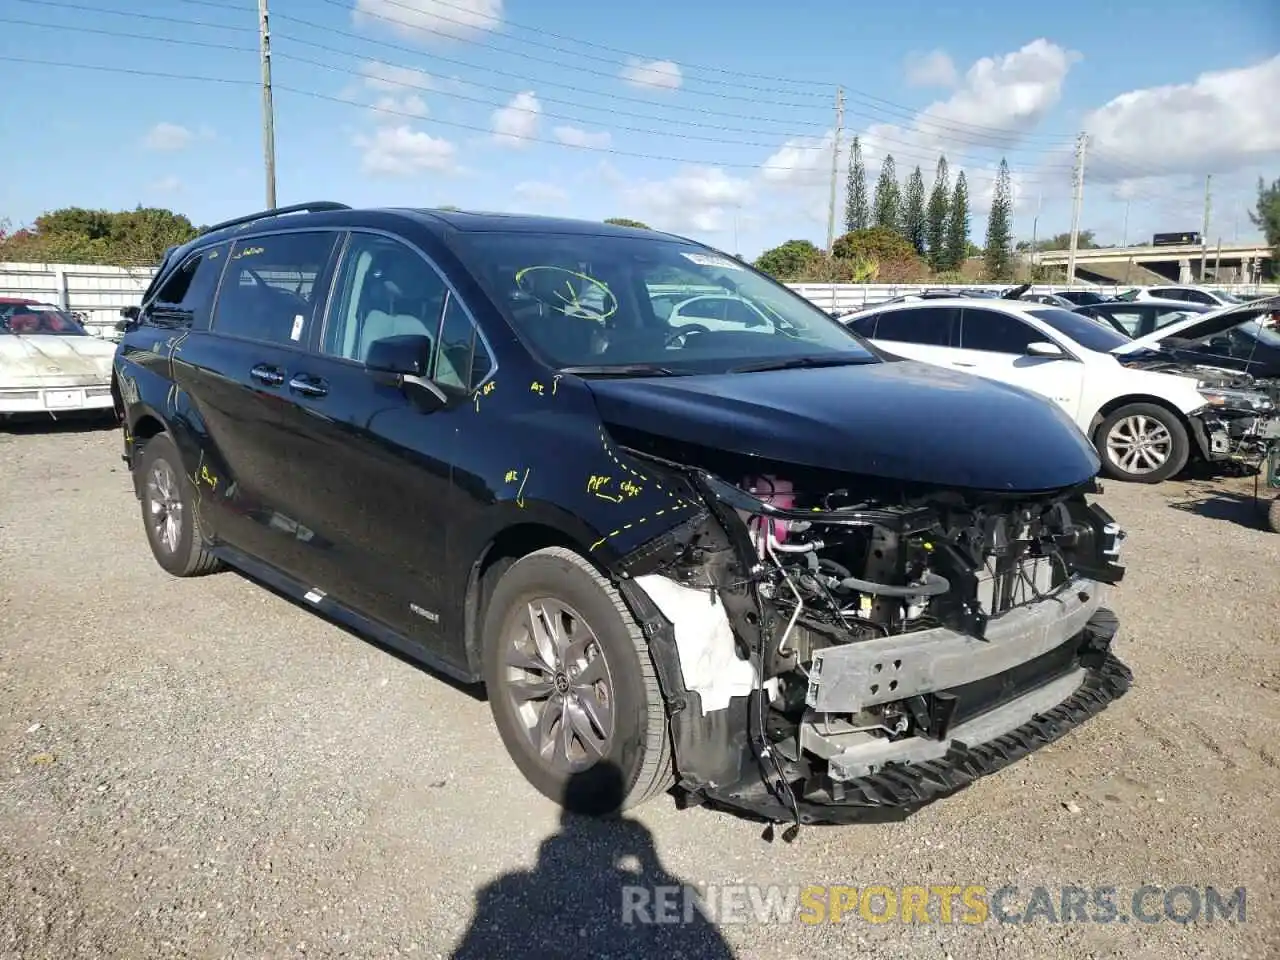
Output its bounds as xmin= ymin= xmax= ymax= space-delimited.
xmin=135 ymin=433 xmax=221 ymax=577
xmin=482 ymin=547 xmax=672 ymax=815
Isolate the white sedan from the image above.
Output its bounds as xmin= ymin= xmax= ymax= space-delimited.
xmin=0 ymin=298 xmax=117 ymax=421
xmin=842 ymin=297 xmax=1273 ymax=483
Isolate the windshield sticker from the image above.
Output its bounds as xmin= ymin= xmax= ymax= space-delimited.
xmin=514 ymin=266 xmax=618 ymax=323
xmin=24 ymin=304 xmax=59 ymax=311
xmin=290 ymin=314 xmax=305 ymax=341
xmin=681 ymin=252 xmax=744 ymax=271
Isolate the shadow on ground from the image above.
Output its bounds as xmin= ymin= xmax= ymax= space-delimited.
xmin=1166 ymin=481 xmax=1270 ymax=531
xmin=0 ymin=413 xmax=118 ymax=436
xmin=452 ymin=764 xmax=735 ymax=960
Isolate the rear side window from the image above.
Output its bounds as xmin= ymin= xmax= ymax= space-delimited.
xmin=845 ymin=314 xmax=877 ymax=337
xmin=211 ymin=232 xmax=338 ymax=346
xmin=148 ymin=243 xmax=229 ymax=328
xmin=873 ymin=306 xmax=956 ymax=346
xmin=958 ymin=308 xmax=1038 ymax=354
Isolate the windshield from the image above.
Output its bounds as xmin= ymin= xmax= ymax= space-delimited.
xmin=0 ymin=302 xmax=89 ymax=336
xmin=1027 ymin=307 xmax=1132 ymax=352
xmin=450 ymin=232 xmax=877 ymax=373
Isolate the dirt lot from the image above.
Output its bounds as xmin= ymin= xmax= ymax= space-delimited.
xmin=2 ymin=423 xmax=1278 ymax=959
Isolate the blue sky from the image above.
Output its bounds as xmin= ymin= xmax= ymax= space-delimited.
xmin=1 ymin=0 xmax=1278 ymax=259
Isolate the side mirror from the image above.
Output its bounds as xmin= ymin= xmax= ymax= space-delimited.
xmin=1026 ymin=341 xmax=1065 ymax=358
xmin=366 ymin=333 xmax=431 ymax=376
xmin=120 ymin=305 xmax=140 ymax=321
xmin=365 ymin=334 xmax=449 ymax=409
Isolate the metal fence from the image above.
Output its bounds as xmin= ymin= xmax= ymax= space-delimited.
xmin=4 ymin=260 xmax=1278 ymax=341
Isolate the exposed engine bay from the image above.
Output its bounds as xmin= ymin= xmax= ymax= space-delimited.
xmin=609 ymin=437 xmax=1130 ymax=831
xmin=1119 ymin=356 xmax=1280 ymax=463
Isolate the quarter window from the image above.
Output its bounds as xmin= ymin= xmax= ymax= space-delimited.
xmin=434 ymin=294 xmax=493 ymax=390
xmin=210 ymin=232 xmax=338 ymax=346
xmin=958 ymin=308 xmax=1038 ymax=354
xmin=872 ymin=306 xmax=956 ymax=346
xmin=1098 ymin=308 xmax=1146 ymax=336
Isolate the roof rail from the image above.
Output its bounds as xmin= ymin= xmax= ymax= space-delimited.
xmin=201 ymin=201 xmax=351 ymax=236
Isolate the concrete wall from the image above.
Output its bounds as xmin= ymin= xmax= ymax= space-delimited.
xmin=4 ymin=261 xmax=1278 ymax=340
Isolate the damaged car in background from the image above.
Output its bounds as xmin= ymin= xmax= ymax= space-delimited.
xmin=114 ymin=204 xmax=1130 ymax=833
xmin=841 ymin=296 xmax=1278 ymax=484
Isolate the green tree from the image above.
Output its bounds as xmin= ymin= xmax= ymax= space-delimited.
xmin=0 ymin=205 xmax=197 ymax=264
xmin=1248 ymin=175 xmax=1280 ymax=273
xmin=901 ymin=166 xmax=926 ymax=256
xmin=603 ymin=217 xmax=650 ymax=229
xmin=983 ymin=158 xmax=1014 ymax=282
xmin=753 ymin=239 xmax=822 ymax=279
xmin=832 ymin=226 xmax=916 ymax=263
xmin=925 ymin=155 xmax=950 ymax=270
xmin=844 ymin=136 xmax=869 ymax=233
xmin=943 ymin=171 xmax=970 ymax=271
xmin=872 ymin=154 xmax=901 ymax=233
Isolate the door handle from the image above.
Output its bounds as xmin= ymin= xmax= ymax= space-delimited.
xmin=288 ymin=374 xmax=328 ymax=398
xmin=951 ymin=360 xmax=976 ymax=367
xmin=250 ymin=363 xmax=285 ymax=386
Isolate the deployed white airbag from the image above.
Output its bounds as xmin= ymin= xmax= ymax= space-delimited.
xmin=633 ymin=574 xmax=758 ymax=714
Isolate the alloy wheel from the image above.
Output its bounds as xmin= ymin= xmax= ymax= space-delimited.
xmin=499 ymin=598 xmax=616 ymax=774
xmin=146 ymin=458 xmax=184 ymax=554
xmin=1105 ymin=414 xmax=1172 ymax=476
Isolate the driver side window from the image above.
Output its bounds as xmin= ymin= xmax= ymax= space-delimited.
xmin=322 ymin=233 xmax=448 ymax=365
xmin=210 ymin=232 xmax=338 ymax=345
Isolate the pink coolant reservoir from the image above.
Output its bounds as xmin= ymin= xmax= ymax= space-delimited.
xmin=744 ymin=475 xmax=795 ymax=543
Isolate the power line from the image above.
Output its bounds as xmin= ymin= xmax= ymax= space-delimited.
xmin=14 ymin=0 xmax=1081 ymax=153
xmin=0 ymin=52 xmax=1050 ymax=187
xmin=0 ymin=13 xmax=1076 ymax=171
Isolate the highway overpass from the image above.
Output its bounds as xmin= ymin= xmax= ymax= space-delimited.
xmin=1036 ymin=240 xmax=1273 ymax=285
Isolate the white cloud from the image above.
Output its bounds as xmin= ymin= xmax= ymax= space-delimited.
xmin=759 ymin=129 xmax=843 ymax=187
xmin=619 ymin=58 xmax=683 ymax=92
xmin=621 ymin=166 xmax=753 ymax=233
xmin=353 ymin=0 xmax=502 ymax=41
xmin=904 ymin=50 xmax=957 ymax=88
xmin=1082 ymin=55 xmax=1280 ymax=183
xmin=354 ymin=125 xmax=458 ymax=176
xmin=906 ymin=39 xmax=1079 ymax=149
xmin=346 ymin=61 xmax=431 ymax=119
xmin=491 ymin=91 xmax=541 ymax=147
xmin=553 ymin=125 xmax=612 ymax=149
xmin=142 ymin=122 xmax=195 ymax=151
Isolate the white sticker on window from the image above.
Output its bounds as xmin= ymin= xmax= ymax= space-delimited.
xmin=681 ymin=252 xmax=744 ymax=271
xmin=24 ymin=303 xmax=59 ymax=311
xmin=290 ymin=314 xmax=304 ymax=341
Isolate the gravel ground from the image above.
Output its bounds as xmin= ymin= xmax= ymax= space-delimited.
xmin=2 ymin=422 xmax=1278 ymax=959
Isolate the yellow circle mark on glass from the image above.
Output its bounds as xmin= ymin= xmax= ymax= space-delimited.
xmin=514 ymin=265 xmax=618 ymax=323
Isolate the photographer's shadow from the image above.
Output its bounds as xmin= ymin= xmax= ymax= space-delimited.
xmin=451 ymin=763 xmax=735 ymax=959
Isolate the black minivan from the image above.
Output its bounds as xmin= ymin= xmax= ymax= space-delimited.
xmin=113 ymin=203 xmax=1130 ymax=828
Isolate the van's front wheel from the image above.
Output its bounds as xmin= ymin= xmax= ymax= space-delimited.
xmin=481 ymin=547 xmax=672 ymax=815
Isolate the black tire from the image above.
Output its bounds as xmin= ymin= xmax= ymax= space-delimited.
xmin=482 ymin=546 xmax=672 ymax=815
xmin=135 ymin=432 xmax=222 ymax=577
xmin=1094 ymin=402 xmax=1189 ymax=484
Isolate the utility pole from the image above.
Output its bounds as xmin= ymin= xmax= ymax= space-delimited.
xmin=1066 ymin=131 xmax=1088 ymax=284
xmin=1199 ymin=173 xmax=1211 ymax=283
xmin=1029 ymin=192 xmax=1042 ymax=273
xmin=825 ymin=86 xmax=844 ymax=257
xmin=1212 ymin=237 xmax=1221 ymax=282
xmin=1121 ymin=200 xmax=1130 ymax=247
xmin=258 ymin=0 xmax=278 ymax=209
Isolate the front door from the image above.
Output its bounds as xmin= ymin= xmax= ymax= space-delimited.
xmin=951 ymin=306 xmax=1086 ymax=425
xmin=280 ymin=231 xmax=493 ymax=655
